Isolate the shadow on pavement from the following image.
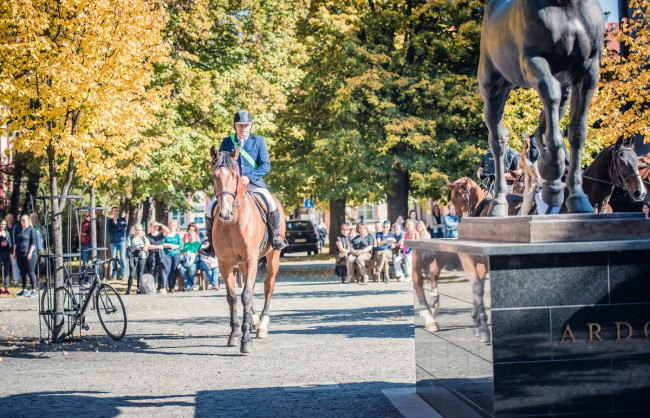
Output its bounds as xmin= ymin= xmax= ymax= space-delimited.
xmin=0 ymin=381 xmax=408 ymax=417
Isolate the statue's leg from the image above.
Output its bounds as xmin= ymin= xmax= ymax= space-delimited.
xmin=565 ymin=62 xmax=599 ymax=213
xmin=480 ymin=76 xmax=512 ymax=217
xmin=524 ymin=56 xmax=565 ymax=207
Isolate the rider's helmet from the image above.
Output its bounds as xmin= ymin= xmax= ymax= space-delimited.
xmin=233 ymin=110 xmax=253 ymax=125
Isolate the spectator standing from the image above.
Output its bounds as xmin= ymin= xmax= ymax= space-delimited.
xmin=391 ymin=222 xmax=407 ymax=281
xmin=146 ymin=221 xmax=170 ymax=293
xmin=126 ymin=224 xmax=148 ymax=295
xmin=334 ymin=223 xmax=352 ymax=283
xmin=444 ymin=204 xmax=459 ymax=239
xmin=643 ymin=203 xmax=649 ymax=219
xmin=429 ymin=205 xmax=445 ymax=238
xmin=402 ymin=219 xmax=420 ymax=282
xmin=416 ymin=221 xmax=431 ymax=239
xmin=0 ymin=219 xmax=13 ymax=294
xmin=80 ymin=211 xmax=92 ymax=264
xmin=163 ymin=219 xmax=183 ymax=292
xmin=5 ymin=213 xmax=20 ymax=286
xmin=374 ymin=220 xmax=395 ymax=283
xmin=14 ymin=214 xmax=37 ymax=297
xmin=107 ymin=207 xmax=128 ymax=280
xmin=408 ymin=210 xmax=418 ymax=223
xmin=346 ymin=223 xmax=374 ymax=284
xmin=316 ymin=219 xmax=327 ymax=249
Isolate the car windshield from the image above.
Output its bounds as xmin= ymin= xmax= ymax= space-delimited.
xmin=287 ymin=221 xmax=313 ymax=231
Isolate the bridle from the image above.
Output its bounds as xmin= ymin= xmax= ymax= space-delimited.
xmin=459 ymin=188 xmax=475 ymax=217
xmin=582 ymin=146 xmax=641 ymax=191
xmin=212 ymin=164 xmax=247 ymax=212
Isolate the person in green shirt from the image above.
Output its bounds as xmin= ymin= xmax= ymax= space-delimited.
xmin=163 ymin=219 xmax=183 ymax=293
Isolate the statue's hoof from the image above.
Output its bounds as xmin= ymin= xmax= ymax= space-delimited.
xmin=479 ymin=331 xmax=491 ymax=344
xmin=566 ymin=194 xmax=594 ymax=213
xmin=240 ymin=340 xmax=253 ymax=354
xmin=227 ymin=333 xmax=240 ymax=347
xmin=488 ymin=200 xmax=508 ymax=217
xmin=256 ymin=329 xmax=268 ymax=339
xmin=426 ymin=322 xmax=439 ymax=332
xmin=542 ymin=180 xmax=564 ymax=207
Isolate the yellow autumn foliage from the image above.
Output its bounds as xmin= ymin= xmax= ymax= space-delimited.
xmin=0 ymin=0 xmax=169 ymax=187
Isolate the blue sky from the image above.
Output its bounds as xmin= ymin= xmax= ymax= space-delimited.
xmin=599 ymin=0 xmax=619 ymax=22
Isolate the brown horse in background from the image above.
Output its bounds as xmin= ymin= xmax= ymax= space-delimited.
xmin=210 ymin=147 xmax=285 ymax=353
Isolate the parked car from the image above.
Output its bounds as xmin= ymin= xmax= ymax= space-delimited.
xmin=281 ymin=220 xmax=320 ymax=256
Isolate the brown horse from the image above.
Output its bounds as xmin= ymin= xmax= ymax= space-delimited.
xmin=574 ymin=137 xmax=645 ymax=212
xmin=209 ymin=147 xmax=285 ymax=353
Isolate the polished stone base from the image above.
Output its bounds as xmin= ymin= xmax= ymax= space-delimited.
xmin=409 ymin=235 xmax=650 ymax=417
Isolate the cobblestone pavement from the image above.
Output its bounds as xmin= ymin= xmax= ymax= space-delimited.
xmin=0 ymin=260 xmax=417 ymax=417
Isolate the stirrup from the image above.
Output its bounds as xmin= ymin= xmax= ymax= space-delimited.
xmin=272 ymin=235 xmax=288 ymax=251
xmin=198 ymin=240 xmax=213 ymax=257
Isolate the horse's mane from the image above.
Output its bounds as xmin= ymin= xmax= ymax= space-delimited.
xmin=214 ymin=151 xmax=239 ymax=173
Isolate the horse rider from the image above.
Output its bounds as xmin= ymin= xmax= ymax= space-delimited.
xmin=200 ymin=110 xmax=288 ymax=256
xmin=476 ymin=128 xmax=521 ymax=194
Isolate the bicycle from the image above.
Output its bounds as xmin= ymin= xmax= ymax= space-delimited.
xmin=40 ymin=257 xmax=127 ymax=340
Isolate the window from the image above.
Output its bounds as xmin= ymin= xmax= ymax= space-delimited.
xmin=356 ymin=204 xmax=376 ymax=222
xmin=170 ymin=211 xmax=187 ymax=229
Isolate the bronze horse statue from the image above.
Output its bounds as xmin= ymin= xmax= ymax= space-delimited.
xmin=210 ymin=147 xmax=285 ymax=353
xmin=479 ymin=0 xmax=606 ymax=215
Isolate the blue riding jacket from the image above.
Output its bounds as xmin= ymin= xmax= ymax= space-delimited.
xmin=218 ymin=134 xmax=271 ymax=188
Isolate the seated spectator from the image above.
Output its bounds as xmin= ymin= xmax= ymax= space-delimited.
xmin=416 ymin=220 xmax=431 ymax=239
xmin=346 ymin=223 xmax=374 ymax=284
xmin=401 ymin=219 xmax=420 ymax=281
xmin=374 ymin=220 xmax=395 ymax=283
xmin=335 ymin=223 xmax=352 ymax=283
xmin=391 ymin=222 xmax=407 ymax=281
xmin=643 ymin=203 xmax=649 ymax=219
xmin=444 ymin=204 xmax=459 ymax=239
xmin=181 ymin=222 xmax=201 ymax=291
xmin=199 ymin=254 xmax=220 ymax=290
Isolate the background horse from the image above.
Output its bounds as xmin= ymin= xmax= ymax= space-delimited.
xmin=479 ymin=0 xmax=605 ymax=215
xmin=210 ymin=147 xmax=285 ymax=353
xmin=577 ymin=138 xmax=645 ymax=212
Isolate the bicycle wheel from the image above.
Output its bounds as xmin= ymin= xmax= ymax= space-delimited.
xmin=40 ymin=285 xmax=75 ymax=337
xmin=95 ymin=283 xmax=127 ymax=340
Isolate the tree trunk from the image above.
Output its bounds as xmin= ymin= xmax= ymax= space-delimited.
xmin=386 ymin=168 xmax=410 ymax=223
xmin=154 ymin=197 xmax=168 ymax=225
xmin=9 ymin=153 xmax=23 ymax=216
xmin=22 ymin=165 xmax=41 ymax=214
xmin=126 ymin=179 xmax=143 ymax=233
xmin=328 ymin=198 xmax=346 ymax=255
xmin=144 ymin=196 xmax=155 ymax=225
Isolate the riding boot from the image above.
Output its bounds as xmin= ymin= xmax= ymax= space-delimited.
xmin=198 ymin=216 xmax=215 ymax=257
xmin=269 ymin=209 xmax=288 ymax=251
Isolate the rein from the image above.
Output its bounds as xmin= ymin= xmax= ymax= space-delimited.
xmin=582 ymin=147 xmax=641 ymax=191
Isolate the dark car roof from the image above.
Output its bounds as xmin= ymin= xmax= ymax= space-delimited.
xmin=286 ymin=220 xmax=314 ymax=231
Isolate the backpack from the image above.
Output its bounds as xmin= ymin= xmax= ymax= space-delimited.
xmin=139 ymin=273 xmax=156 ymax=294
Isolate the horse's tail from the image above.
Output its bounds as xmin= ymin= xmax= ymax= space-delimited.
xmin=256 ymin=257 xmax=268 ymax=282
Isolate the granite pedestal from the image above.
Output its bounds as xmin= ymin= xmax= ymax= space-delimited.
xmin=409 ymin=214 xmax=650 ymax=417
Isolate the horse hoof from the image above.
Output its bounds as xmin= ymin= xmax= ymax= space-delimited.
xmin=252 ymin=314 xmax=261 ymax=330
xmin=566 ymin=194 xmax=594 ymax=213
xmin=542 ymin=180 xmax=564 ymax=207
xmin=257 ymin=328 xmax=268 ymax=339
xmin=426 ymin=322 xmax=439 ymax=332
xmin=479 ymin=331 xmax=491 ymax=344
xmin=227 ymin=334 xmax=240 ymax=347
xmin=240 ymin=340 xmax=253 ymax=354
